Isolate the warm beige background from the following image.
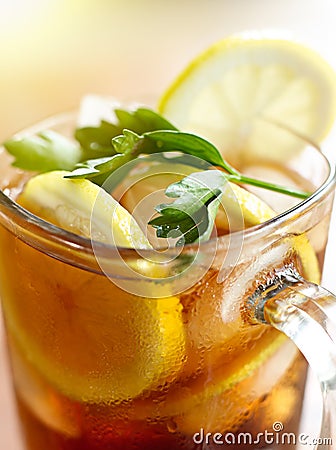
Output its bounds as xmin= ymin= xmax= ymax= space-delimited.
xmin=1 ymin=0 xmax=336 ymax=140
xmin=1 ymin=0 xmax=336 ymax=449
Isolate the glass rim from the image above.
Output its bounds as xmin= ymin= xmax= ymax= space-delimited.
xmin=0 ymin=110 xmax=335 ymax=260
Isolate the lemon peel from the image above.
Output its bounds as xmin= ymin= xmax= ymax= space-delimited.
xmin=159 ymin=34 xmax=336 ymax=165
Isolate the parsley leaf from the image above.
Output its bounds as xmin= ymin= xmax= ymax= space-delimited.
xmin=143 ymin=131 xmax=238 ymax=174
xmin=75 ymin=120 xmax=120 ymax=159
xmin=75 ymin=107 xmax=177 ymax=160
xmin=4 ymin=130 xmax=82 ymax=172
xmin=149 ymin=170 xmax=227 ymax=245
xmin=3 ymin=107 xmax=177 ymax=177
xmin=3 ymin=105 xmax=310 ymax=204
xmin=66 ymin=129 xmax=238 ymax=182
xmin=67 ymin=130 xmax=143 ymax=180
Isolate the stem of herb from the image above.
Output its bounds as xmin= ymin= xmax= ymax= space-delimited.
xmin=227 ymin=174 xmax=311 ymax=199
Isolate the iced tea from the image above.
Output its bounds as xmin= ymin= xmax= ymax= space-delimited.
xmin=0 ymin=141 xmax=333 ymax=450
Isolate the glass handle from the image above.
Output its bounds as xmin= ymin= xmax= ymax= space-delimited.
xmin=248 ymin=269 xmax=336 ymax=449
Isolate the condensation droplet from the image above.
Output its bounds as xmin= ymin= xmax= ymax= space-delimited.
xmin=167 ymin=418 xmax=178 ymax=434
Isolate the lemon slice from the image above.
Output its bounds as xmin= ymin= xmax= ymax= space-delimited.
xmin=10 ymin=167 xmax=318 ymax=414
xmin=4 ymin=171 xmax=186 ymax=403
xmin=18 ymin=170 xmax=151 ymax=248
xmin=216 ymin=181 xmax=275 ymax=232
xmin=159 ymin=33 xmax=336 ymax=165
xmin=4 ymin=273 xmax=185 ymax=403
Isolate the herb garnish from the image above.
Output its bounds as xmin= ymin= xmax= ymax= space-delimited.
xmin=4 ymin=106 xmax=311 ymax=244
xmin=4 ymin=130 xmax=81 ymax=172
xmin=149 ymin=170 xmax=226 ymax=245
xmin=4 ymin=106 xmax=309 ymax=200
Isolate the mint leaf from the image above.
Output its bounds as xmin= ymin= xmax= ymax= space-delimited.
xmin=4 ymin=130 xmax=81 ymax=172
xmin=149 ymin=170 xmax=227 ymax=245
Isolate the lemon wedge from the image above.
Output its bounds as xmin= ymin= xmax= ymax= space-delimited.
xmin=159 ymin=33 xmax=336 ymax=165
xmin=4 ymin=259 xmax=185 ymax=402
xmin=216 ymin=181 xmax=275 ymax=232
xmin=5 ymin=171 xmax=186 ymax=403
xmin=18 ymin=170 xmax=151 ymax=248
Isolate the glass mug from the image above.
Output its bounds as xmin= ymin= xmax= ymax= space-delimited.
xmin=0 ymin=111 xmax=335 ymax=450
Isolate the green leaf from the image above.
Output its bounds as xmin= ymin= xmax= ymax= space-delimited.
xmin=68 ymin=128 xmax=233 ymax=184
xmin=3 ymin=102 xmax=310 ymax=224
xmin=149 ymin=170 xmax=226 ymax=245
xmin=4 ymin=130 xmax=81 ymax=172
xmin=143 ymin=131 xmax=237 ymax=173
xmin=70 ymin=111 xmax=311 ymax=203
xmin=114 ymin=107 xmax=178 ymax=133
xmin=75 ymin=107 xmax=177 ymax=160
xmin=66 ymin=130 xmax=143 ymax=181
xmin=164 ymin=169 xmax=227 ymax=198
xmin=111 ymin=129 xmax=142 ymax=155
xmin=75 ymin=120 xmax=120 ymax=159
xmin=227 ymin=174 xmax=311 ymax=199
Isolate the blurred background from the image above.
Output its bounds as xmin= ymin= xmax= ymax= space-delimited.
xmin=0 ymin=0 xmax=335 ymax=449
xmin=0 ymin=0 xmax=336 ymax=140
